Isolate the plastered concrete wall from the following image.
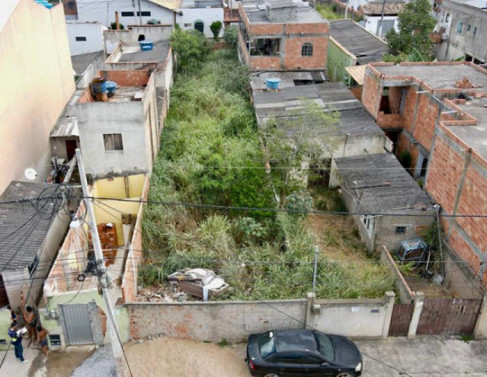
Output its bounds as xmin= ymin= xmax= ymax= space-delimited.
xmin=104 ymin=25 xmax=173 ymax=54
xmin=327 ymin=37 xmax=357 ymax=82
xmin=0 ymin=309 xmax=13 ymax=351
xmin=67 ymin=22 xmax=107 ymax=56
xmin=176 ymin=7 xmax=224 ymax=38
xmin=363 ymin=16 xmax=399 ymax=37
xmin=380 ymin=246 xmax=414 ymax=303
xmin=0 ymin=0 xmax=75 ymax=194
xmin=128 ymin=300 xmax=307 ymax=343
xmin=309 ymin=293 xmax=395 ymax=339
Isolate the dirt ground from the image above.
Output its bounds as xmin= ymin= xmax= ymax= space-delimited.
xmin=123 ymin=338 xmax=250 ymax=377
xmin=27 ymin=346 xmax=95 ymax=377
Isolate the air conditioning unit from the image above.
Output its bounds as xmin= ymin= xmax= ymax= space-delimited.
xmin=441 ymin=33 xmax=449 ymax=40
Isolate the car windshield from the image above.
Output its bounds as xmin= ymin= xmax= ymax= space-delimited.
xmin=258 ymin=332 xmax=276 ymax=358
xmin=313 ymin=332 xmax=335 ymax=361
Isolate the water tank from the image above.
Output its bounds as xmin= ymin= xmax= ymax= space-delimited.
xmin=35 ymin=0 xmax=53 ymax=9
xmin=139 ymin=41 xmax=154 ymax=51
xmin=265 ymin=78 xmax=281 ymax=91
xmin=106 ymin=81 xmax=117 ymax=97
xmin=91 ymin=77 xmax=107 ymax=94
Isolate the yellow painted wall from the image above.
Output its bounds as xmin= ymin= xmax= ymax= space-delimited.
xmin=0 ymin=0 xmax=75 ymax=194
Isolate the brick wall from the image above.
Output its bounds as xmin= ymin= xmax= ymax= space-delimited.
xmin=362 ymin=71 xmax=382 ymax=117
xmin=396 ymin=132 xmax=419 ymax=174
xmin=401 ymin=87 xmax=418 ymax=132
xmin=413 ymin=95 xmax=439 ymax=151
xmin=284 ymin=36 xmax=328 ymax=70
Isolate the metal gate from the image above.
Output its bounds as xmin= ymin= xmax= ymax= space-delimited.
xmin=388 ymin=302 xmax=414 ymax=336
xmin=60 ymin=303 xmax=94 ymax=345
xmin=417 ymin=298 xmax=482 ymax=335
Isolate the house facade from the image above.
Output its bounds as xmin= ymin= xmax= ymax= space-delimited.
xmin=0 ymin=0 xmax=75 ymax=193
xmin=358 ymin=1 xmax=405 ymax=37
xmin=66 ymin=21 xmax=107 ymax=56
xmin=237 ymin=0 xmax=329 ymax=71
xmin=434 ymin=0 xmax=487 ymax=65
xmin=360 ymin=61 xmax=487 ymax=285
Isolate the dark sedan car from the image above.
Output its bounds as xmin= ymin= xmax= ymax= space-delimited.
xmin=246 ymin=329 xmax=362 ymax=377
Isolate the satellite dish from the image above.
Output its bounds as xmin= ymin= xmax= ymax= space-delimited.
xmin=24 ymin=168 xmax=38 ymax=181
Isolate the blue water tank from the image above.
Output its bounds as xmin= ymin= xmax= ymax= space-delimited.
xmin=139 ymin=41 xmax=154 ymax=51
xmin=265 ymin=78 xmax=281 ymax=90
xmin=106 ymin=81 xmax=117 ymax=97
xmin=91 ymin=77 xmax=107 ymax=94
xmin=35 ymin=0 xmax=53 ymax=9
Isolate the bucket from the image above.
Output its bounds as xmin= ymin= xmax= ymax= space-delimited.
xmin=265 ymin=78 xmax=281 ymax=90
xmin=35 ymin=0 xmax=53 ymax=9
xmin=106 ymin=81 xmax=117 ymax=97
xmin=91 ymin=77 xmax=107 ymax=94
xmin=139 ymin=41 xmax=154 ymax=51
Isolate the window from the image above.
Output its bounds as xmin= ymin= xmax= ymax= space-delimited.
xmin=49 ymin=335 xmax=62 ymax=346
xmin=138 ymin=34 xmax=145 ymax=42
xmin=395 ymin=226 xmax=407 ymax=234
xmin=75 ymin=36 xmax=87 ymax=42
xmin=137 ymin=11 xmax=151 ymax=17
xmin=184 ymin=23 xmax=192 ymax=27
xmin=301 ymin=43 xmax=313 ymax=56
xmin=67 ymin=1 xmax=75 ymax=9
xmin=121 ymin=11 xmax=135 ymax=17
xmin=302 ymin=355 xmax=323 ymax=364
xmin=250 ymin=38 xmax=280 ymax=56
xmin=104 ymin=134 xmax=123 ymax=151
xmin=258 ymin=333 xmax=276 ymax=358
xmin=445 ymin=13 xmax=450 ymax=22
xmin=456 ymin=21 xmax=463 ymax=34
xmin=313 ymin=331 xmax=335 ymax=361
xmin=473 ymin=26 xmax=478 ymax=36
xmin=467 ymin=24 xmax=471 ymax=32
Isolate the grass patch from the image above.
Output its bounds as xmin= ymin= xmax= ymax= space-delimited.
xmin=317 ymin=5 xmax=344 ymax=20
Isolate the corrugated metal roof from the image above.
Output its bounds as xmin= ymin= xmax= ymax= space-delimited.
xmin=51 ymin=117 xmax=79 ymax=138
xmin=147 ymin=0 xmax=183 ymax=11
xmin=0 ymin=182 xmax=61 ymax=271
xmin=345 ymin=65 xmax=367 ymax=85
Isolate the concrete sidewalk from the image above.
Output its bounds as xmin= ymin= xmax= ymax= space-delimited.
xmin=356 ymin=337 xmax=487 ymax=376
xmin=0 ymin=344 xmax=39 ymax=377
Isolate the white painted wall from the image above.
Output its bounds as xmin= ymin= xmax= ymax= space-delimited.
xmin=67 ymin=22 xmax=107 ymax=56
xmin=176 ymin=7 xmax=224 ymax=38
xmin=362 ymin=16 xmax=399 ymax=37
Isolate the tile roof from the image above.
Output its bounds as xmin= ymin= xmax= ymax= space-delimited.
xmin=147 ymin=0 xmax=183 ymax=11
xmin=0 ymin=182 xmax=61 ymax=271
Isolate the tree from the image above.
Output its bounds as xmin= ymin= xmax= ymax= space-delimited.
xmin=260 ymin=98 xmax=340 ymax=197
xmin=210 ymin=21 xmax=223 ymax=41
xmin=385 ymin=0 xmax=436 ymax=61
xmin=223 ymin=25 xmax=238 ymax=47
xmin=170 ymin=26 xmax=211 ymax=72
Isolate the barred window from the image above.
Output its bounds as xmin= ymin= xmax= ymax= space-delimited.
xmin=302 ymin=43 xmax=313 ymax=57
xmin=104 ymin=134 xmax=123 ymax=151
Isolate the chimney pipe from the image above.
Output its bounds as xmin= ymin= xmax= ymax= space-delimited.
xmin=115 ymin=11 xmax=120 ymax=30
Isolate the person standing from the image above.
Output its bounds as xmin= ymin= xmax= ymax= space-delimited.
xmin=22 ymin=306 xmax=37 ymax=346
xmin=7 ymin=305 xmax=17 ymax=324
xmin=7 ymin=322 xmax=27 ymax=363
xmin=36 ymin=325 xmax=49 ymax=356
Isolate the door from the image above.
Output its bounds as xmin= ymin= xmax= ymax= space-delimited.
xmin=0 ymin=275 xmax=9 ymax=308
xmin=301 ymin=354 xmax=333 ymax=376
xmin=60 ymin=303 xmax=94 ymax=345
xmin=194 ymin=21 xmax=204 ymax=33
xmin=65 ymin=140 xmax=77 ymax=161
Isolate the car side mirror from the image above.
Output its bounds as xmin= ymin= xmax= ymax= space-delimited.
xmin=321 ymin=362 xmax=329 ymax=366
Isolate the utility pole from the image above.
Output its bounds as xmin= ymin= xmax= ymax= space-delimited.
xmin=377 ymin=0 xmax=387 ymax=37
xmin=138 ymin=0 xmax=143 ymax=25
xmin=76 ymin=149 xmax=126 ymax=377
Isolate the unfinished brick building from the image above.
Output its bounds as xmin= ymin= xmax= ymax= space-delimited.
xmin=237 ymin=0 xmax=329 ymax=71
xmin=361 ymin=61 xmax=487 ymax=290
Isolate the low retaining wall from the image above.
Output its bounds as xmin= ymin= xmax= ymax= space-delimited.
xmin=381 ymin=246 xmax=415 ymax=303
xmin=307 ymin=292 xmax=395 ymax=339
xmin=127 ymin=299 xmax=307 ymax=343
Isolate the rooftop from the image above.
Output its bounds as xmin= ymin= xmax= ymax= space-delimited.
xmin=116 ymin=40 xmax=171 ymax=63
xmin=445 ymin=0 xmax=487 ymax=10
xmin=71 ymin=51 xmax=104 ymax=76
xmin=147 ymin=0 xmax=182 ymax=11
xmin=0 ymin=182 xmax=61 ymax=271
xmin=373 ymin=63 xmax=487 ymax=90
xmin=454 ymin=97 xmax=487 ymax=160
xmin=252 ymin=80 xmax=384 ymax=137
xmin=330 ymin=20 xmax=388 ymax=65
xmin=361 ymin=1 xmax=406 ymax=15
xmin=334 ymin=153 xmax=433 ymax=214
xmin=241 ymin=0 xmax=327 ymax=24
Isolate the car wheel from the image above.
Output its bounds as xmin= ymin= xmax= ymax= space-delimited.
xmin=336 ymin=373 xmax=354 ymax=377
xmin=263 ymin=374 xmax=280 ymax=377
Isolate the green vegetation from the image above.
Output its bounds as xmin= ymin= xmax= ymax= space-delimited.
xmin=385 ymin=0 xmax=436 ymax=62
xmin=210 ymin=21 xmax=223 ymax=41
xmin=223 ymin=26 xmax=238 ymax=48
xmin=141 ymin=33 xmax=394 ymax=300
xmin=170 ymin=26 xmax=211 ymax=73
xmin=317 ymin=4 xmax=343 ymax=20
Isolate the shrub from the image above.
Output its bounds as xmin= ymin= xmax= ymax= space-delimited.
xmin=170 ymin=26 xmax=211 ymax=72
xmin=223 ymin=25 xmax=238 ymax=47
xmin=284 ymin=190 xmax=314 ymax=217
xmin=210 ymin=21 xmax=223 ymax=41
xmin=110 ymin=22 xmax=124 ymax=30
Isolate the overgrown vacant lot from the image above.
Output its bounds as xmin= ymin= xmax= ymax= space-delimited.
xmin=141 ymin=48 xmax=394 ymax=300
